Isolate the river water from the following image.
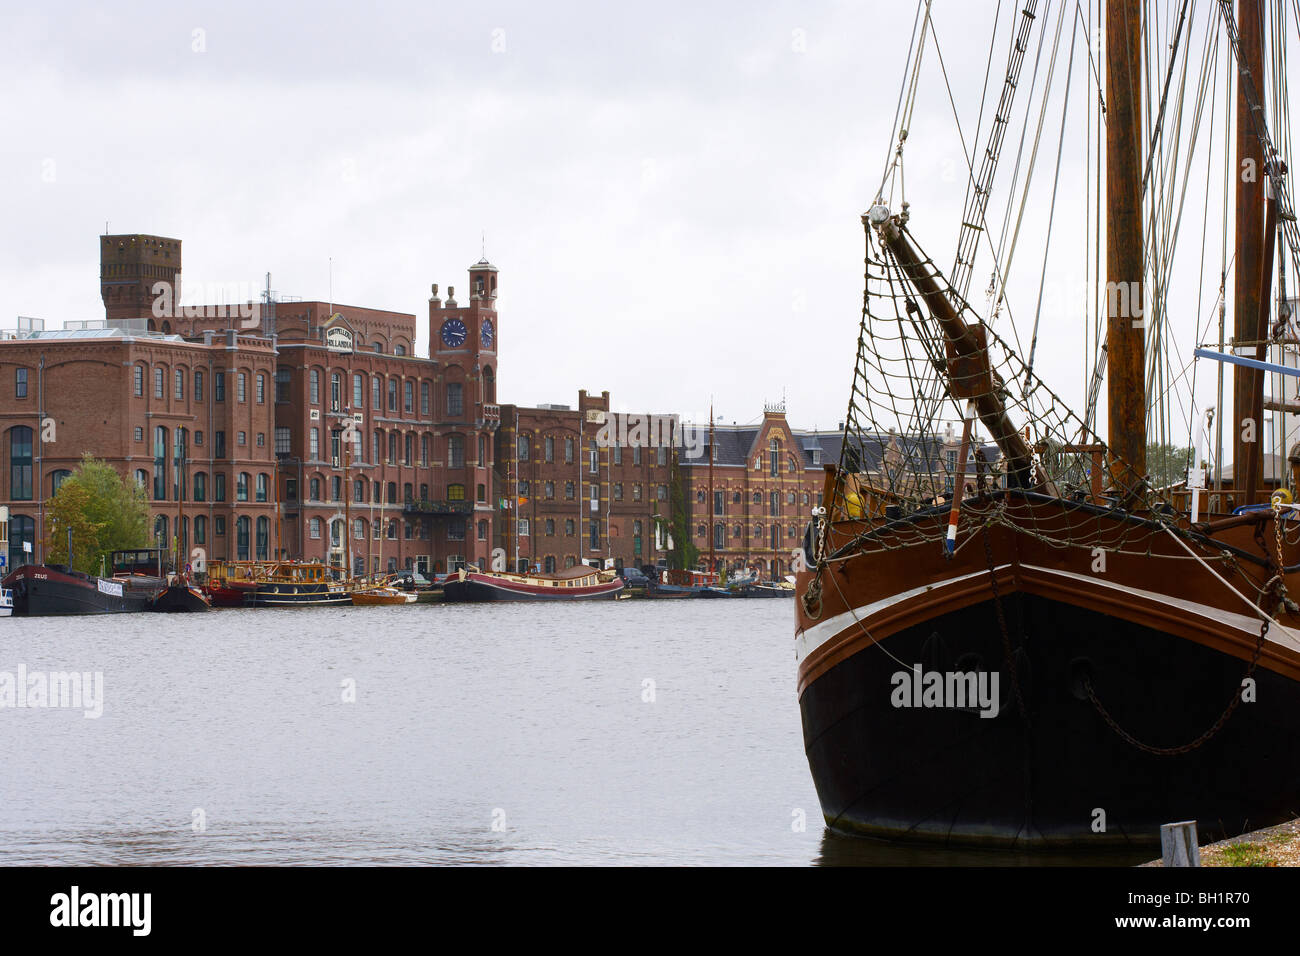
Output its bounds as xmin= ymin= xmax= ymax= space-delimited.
xmin=0 ymin=600 xmax=1146 ymax=866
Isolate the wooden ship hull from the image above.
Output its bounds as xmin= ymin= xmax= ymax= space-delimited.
xmin=796 ymin=488 xmax=1300 ymax=846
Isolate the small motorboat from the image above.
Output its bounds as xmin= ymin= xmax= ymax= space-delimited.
xmin=351 ymin=580 xmax=418 ymax=606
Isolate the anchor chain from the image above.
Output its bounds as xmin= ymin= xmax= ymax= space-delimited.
xmin=1084 ymin=513 xmax=1285 ymax=757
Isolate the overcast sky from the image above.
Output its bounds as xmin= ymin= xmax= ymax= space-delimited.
xmin=1 ymin=1 xmax=1293 ymax=453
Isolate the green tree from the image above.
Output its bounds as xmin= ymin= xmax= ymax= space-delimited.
xmin=43 ymin=454 xmax=149 ymax=574
xmin=1145 ymin=442 xmax=1194 ymax=489
xmin=666 ymin=458 xmax=700 ymax=571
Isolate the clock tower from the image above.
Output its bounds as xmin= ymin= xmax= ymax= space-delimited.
xmin=430 ymin=256 xmax=500 ymax=417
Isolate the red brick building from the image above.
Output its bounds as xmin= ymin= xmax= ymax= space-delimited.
xmin=0 ymin=232 xmax=502 ymax=574
xmin=494 ymin=390 xmax=676 ymax=573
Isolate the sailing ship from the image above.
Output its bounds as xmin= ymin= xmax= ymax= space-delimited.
xmin=796 ymin=0 xmax=1300 ymax=847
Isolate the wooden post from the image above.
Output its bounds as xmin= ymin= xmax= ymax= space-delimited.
xmin=1234 ymin=0 xmax=1266 ymax=506
xmin=1160 ymin=820 xmax=1202 ymax=867
xmin=1105 ymin=0 xmax=1146 ymax=502
xmin=870 ymin=215 xmax=1036 ymax=488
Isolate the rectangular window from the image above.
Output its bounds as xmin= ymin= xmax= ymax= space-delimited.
xmin=276 ymin=368 xmax=290 ymax=403
xmin=310 ymin=428 xmax=319 ymax=459
xmin=613 ymin=445 xmax=622 ymax=466
xmin=354 ymin=374 xmax=364 ymax=409
xmin=420 ymin=382 xmax=430 ymax=416
xmin=275 ymin=427 xmax=291 ymax=455
xmin=633 ymin=446 xmax=642 ymax=466
xmin=388 ymin=379 xmax=397 ymax=411
xmin=154 ymin=368 xmax=164 ymax=399
xmin=714 ymin=491 xmax=724 ymax=515
xmin=237 ymin=373 xmax=247 ymax=403
xmin=589 ymin=520 xmax=599 ymax=550
xmin=237 ymin=431 xmax=246 ymax=446
xmin=214 ymin=431 xmax=226 ymax=459
xmin=175 ymin=369 xmax=184 ymax=400
xmin=15 ymin=368 xmax=27 ymax=399
xmin=257 ymin=374 xmax=265 ymax=404
xmin=194 ymin=371 xmax=203 ymax=401
xmin=214 ymin=473 xmax=226 ymax=502
xmin=519 ymin=518 xmax=530 ymax=537
xmin=446 ymin=383 xmax=463 ymax=417
xmin=404 ymin=381 xmax=413 ymax=414
xmin=214 ymin=371 xmax=225 ymax=402
xmin=133 ymin=366 xmax=143 ymax=397
xmin=589 ymin=440 xmax=598 ymax=474
xmin=657 ymin=446 xmax=667 ymax=467
xmin=372 ymin=377 xmax=381 ymax=411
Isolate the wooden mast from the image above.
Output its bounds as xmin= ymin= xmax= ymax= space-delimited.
xmin=708 ymin=401 xmax=715 ymax=573
xmin=1105 ymin=0 xmax=1146 ymax=500
xmin=1233 ymin=0 xmax=1266 ymax=506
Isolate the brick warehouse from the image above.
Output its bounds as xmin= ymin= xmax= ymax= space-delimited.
xmin=0 ymin=232 xmax=501 ymax=574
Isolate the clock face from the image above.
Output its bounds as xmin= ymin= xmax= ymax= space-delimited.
xmin=440 ymin=318 xmax=468 ymax=348
xmin=481 ymin=319 xmax=495 ymax=348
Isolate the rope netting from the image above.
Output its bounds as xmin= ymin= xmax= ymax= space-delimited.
xmin=821 ymin=213 xmax=1266 ymax=569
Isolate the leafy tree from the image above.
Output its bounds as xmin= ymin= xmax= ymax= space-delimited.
xmin=43 ymin=454 xmax=149 ymax=574
xmin=666 ymin=456 xmax=700 ymax=571
xmin=1145 ymin=442 xmax=1194 ymax=489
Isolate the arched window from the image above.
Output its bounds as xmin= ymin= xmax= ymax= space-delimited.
xmin=194 ymin=515 xmax=206 ymax=546
xmin=50 ymin=469 xmax=72 ymax=495
xmin=8 ymin=514 xmax=34 ymax=568
xmin=256 ymin=473 xmax=268 ymax=502
xmin=310 ymin=369 xmax=321 ymax=405
xmin=483 ymin=366 xmax=496 ymax=403
xmin=518 ymin=434 xmax=530 ymax=459
xmin=448 ymin=435 xmax=465 ymax=468
xmin=237 ymin=473 xmax=249 ymax=501
xmin=153 ymin=426 xmax=167 ymax=500
xmin=256 ymin=517 xmax=269 ymax=559
xmin=236 ymin=516 xmax=251 ymax=559
xmin=476 ymin=483 xmax=486 ymax=502
xmin=544 ymin=555 xmax=556 ymax=574
xmin=421 ymin=434 xmax=430 ymax=466
xmin=477 ymin=519 xmax=488 ymax=541
xmin=545 ymin=519 xmax=555 ymax=535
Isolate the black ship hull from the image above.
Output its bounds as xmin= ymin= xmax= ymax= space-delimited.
xmin=799 ymin=592 xmax=1300 ymax=848
xmin=442 ymin=577 xmax=624 ymax=602
xmin=2 ymin=565 xmax=156 ymax=616
xmin=246 ymin=582 xmax=351 ymax=607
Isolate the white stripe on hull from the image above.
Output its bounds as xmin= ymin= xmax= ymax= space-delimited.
xmin=795 ymin=562 xmax=1300 ymax=667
